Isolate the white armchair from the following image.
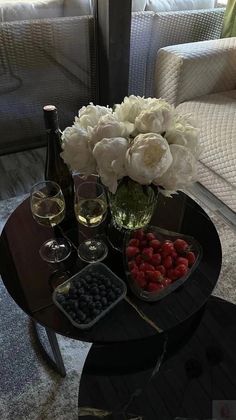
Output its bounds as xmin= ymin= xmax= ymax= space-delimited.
xmin=129 ymin=7 xmax=225 ymax=97
xmin=155 ymin=37 xmax=236 ymax=213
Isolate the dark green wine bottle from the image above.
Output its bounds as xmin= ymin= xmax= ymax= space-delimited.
xmin=43 ymin=105 xmax=74 ymax=221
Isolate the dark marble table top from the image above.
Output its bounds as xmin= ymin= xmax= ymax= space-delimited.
xmin=0 ymin=191 xmax=222 ymax=345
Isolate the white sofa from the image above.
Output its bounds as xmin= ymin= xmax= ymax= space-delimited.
xmin=155 ymin=37 xmax=236 ymax=213
xmin=0 ymin=0 xmax=225 ymax=154
xmin=0 ymin=0 xmax=217 ymax=22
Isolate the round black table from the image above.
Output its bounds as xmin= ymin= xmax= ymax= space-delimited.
xmin=0 ymin=191 xmax=222 ymax=376
xmin=78 ymin=296 xmax=236 ymax=420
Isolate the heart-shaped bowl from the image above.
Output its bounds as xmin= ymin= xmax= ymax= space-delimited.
xmin=124 ymin=225 xmax=202 ymax=302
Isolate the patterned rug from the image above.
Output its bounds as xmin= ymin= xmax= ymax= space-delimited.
xmin=0 ymin=194 xmax=235 ymax=420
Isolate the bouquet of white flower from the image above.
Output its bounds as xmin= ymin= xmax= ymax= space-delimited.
xmin=61 ymin=95 xmax=200 ymax=195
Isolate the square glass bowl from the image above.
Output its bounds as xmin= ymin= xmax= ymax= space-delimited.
xmin=124 ymin=226 xmax=202 ymax=302
xmin=53 ymin=263 xmax=127 ymax=329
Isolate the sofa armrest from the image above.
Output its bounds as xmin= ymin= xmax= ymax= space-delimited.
xmin=154 ymin=37 xmax=236 ymax=106
xmin=129 ymin=7 xmax=225 ymax=97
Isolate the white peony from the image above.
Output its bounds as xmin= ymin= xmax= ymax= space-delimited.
xmin=135 ymin=100 xmax=174 ymax=134
xmin=126 ymin=133 xmax=173 ymax=185
xmin=165 ymin=113 xmax=200 ymax=157
xmin=93 ymin=137 xmax=129 ymax=193
xmin=114 ymin=95 xmax=146 ymax=123
xmin=77 ymin=103 xmax=112 ymax=130
xmin=61 ymin=95 xmax=199 ymax=194
xmin=154 ymin=144 xmax=197 ymax=191
xmin=61 ymin=125 xmax=96 ymax=175
xmin=89 ymin=114 xmax=130 ymax=149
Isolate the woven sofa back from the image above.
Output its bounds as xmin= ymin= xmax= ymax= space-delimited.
xmin=129 ymin=8 xmax=225 ymax=98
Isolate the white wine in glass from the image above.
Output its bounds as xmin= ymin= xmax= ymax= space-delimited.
xmin=74 ymin=197 xmax=107 ymax=227
xmin=31 ymin=196 xmax=65 ymax=227
xmin=75 ymin=181 xmax=108 ymax=263
xmin=30 ymin=181 xmax=71 ymax=263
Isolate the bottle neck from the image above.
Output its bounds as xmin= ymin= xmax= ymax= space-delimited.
xmin=46 ymin=127 xmax=62 ymax=154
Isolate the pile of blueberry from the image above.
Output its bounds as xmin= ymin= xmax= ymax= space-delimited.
xmin=55 ymin=267 xmax=125 ymax=327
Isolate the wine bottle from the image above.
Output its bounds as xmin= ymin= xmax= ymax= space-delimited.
xmin=43 ymin=105 xmax=74 ymax=221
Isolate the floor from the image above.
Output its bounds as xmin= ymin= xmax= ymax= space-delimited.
xmin=0 ymin=147 xmax=46 ymax=200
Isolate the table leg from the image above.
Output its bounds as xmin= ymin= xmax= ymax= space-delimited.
xmin=32 ymin=320 xmax=66 ymax=377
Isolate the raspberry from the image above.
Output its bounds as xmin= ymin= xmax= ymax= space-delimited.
xmin=128 ymin=261 xmax=138 ymax=270
xmin=161 ymin=242 xmax=174 ymax=257
xmin=130 ymin=267 xmax=138 ymax=280
xmin=135 ymin=271 xmax=146 ymax=288
xmin=146 ymin=232 xmax=156 ymax=241
xmin=150 ymin=253 xmax=161 ymax=266
xmin=149 ymin=239 xmax=161 ymax=250
xmin=128 ymin=238 xmax=140 ymax=247
xmin=171 ymin=251 xmax=178 ymax=260
xmin=145 ymin=270 xmax=162 ymax=283
xmin=147 ymin=282 xmax=165 ymax=292
xmin=167 ymin=268 xmax=178 ymax=280
xmin=163 ymin=278 xmax=172 ymax=287
xmin=162 ymin=256 xmax=173 ymax=269
xmin=126 ymin=246 xmax=139 ymax=259
xmin=132 ymin=229 xmax=144 ymax=240
xmin=139 ymin=262 xmax=155 ymax=272
xmin=173 ymin=264 xmax=188 ymax=279
xmin=156 ymin=265 xmax=166 ymax=276
xmin=174 ymin=239 xmax=188 ymax=254
xmin=142 ymin=247 xmax=153 ymax=261
xmin=140 ymin=240 xmax=148 ymax=248
xmin=176 ymin=257 xmax=189 ymax=267
xmin=186 ymin=251 xmax=196 ymax=267
xmin=135 ymin=254 xmax=143 ymax=266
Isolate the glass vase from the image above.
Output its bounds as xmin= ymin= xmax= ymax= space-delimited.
xmin=108 ymin=177 xmax=158 ymax=231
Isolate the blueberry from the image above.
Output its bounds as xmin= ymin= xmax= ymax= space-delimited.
xmin=92 ymin=309 xmax=100 ymax=317
xmin=77 ymin=310 xmax=86 ymax=322
xmin=73 ymin=301 xmax=79 ymax=310
xmin=101 ymin=297 xmax=108 ymax=306
xmin=93 ymin=294 xmax=101 ymax=302
xmin=114 ymin=287 xmax=122 ymax=296
xmin=95 ymin=302 xmax=102 ymax=310
xmin=100 ymin=290 xmax=107 ymax=297
xmin=56 ymin=294 xmax=65 ymax=304
xmin=78 ymin=279 xmax=86 ymax=287
xmin=108 ymin=291 xmax=115 ymax=300
xmin=85 ymin=274 xmax=92 ymax=282
xmin=78 ymin=287 xmax=85 ymax=295
xmin=79 ymin=300 xmax=87 ymax=309
xmin=103 ymin=278 xmax=111 ymax=287
xmin=99 ymin=284 xmax=106 ymax=291
xmin=82 ymin=306 xmax=90 ymax=315
xmin=91 ymin=287 xmax=99 ymax=295
xmin=68 ymin=311 xmax=76 ymax=319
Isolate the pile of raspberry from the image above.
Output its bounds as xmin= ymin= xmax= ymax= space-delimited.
xmin=126 ymin=229 xmax=196 ymax=293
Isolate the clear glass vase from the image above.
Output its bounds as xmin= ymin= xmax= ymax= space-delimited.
xmin=108 ymin=177 xmax=158 ymax=231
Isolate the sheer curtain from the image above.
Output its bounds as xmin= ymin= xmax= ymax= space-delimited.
xmin=222 ymin=0 xmax=236 ymax=36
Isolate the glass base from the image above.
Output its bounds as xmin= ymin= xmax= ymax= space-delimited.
xmin=39 ymin=238 xmax=72 ymax=263
xmin=77 ymin=239 xmax=108 ymax=263
xmin=107 ymin=222 xmax=125 ymax=252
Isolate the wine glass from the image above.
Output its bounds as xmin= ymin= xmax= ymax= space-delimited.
xmin=30 ymin=180 xmax=71 ymax=263
xmin=74 ymin=181 xmax=108 ymax=263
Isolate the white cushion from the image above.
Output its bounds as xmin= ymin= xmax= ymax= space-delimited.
xmin=63 ymin=0 xmax=92 ymax=16
xmin=177 ymin=90 xmax=236 ymax=212
xmin=63 ymin=0 xmax=147 ymax=16
xmin=0 ymin=0 xmax=63 ymax=22
xmin=132 ymin=0 xmax=147 ymax=12
xmin=145 ymin=0 xmax=215 ymax=12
